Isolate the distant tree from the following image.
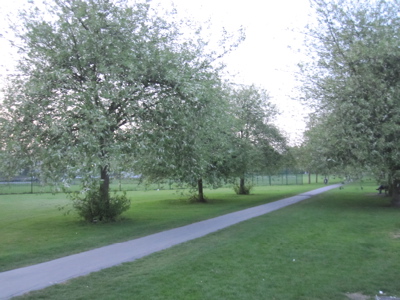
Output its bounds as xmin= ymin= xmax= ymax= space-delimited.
xmin=0 ymin=0 xmax=243 ymax=219
xmin=299 ymin=116 xmax=343 ymax=183
xmin=134 ymin=82 xmax=235 ymax=203
xmin=229 ymin=85 xmax=286 ymax=194
xmin=301 ymin=0 xmax=400 ymax=205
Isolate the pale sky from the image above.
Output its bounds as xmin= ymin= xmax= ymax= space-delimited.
xmin=160 ymin=0 xmax=313 ymax=144
xmin=0 ymin=0 xmax=313 ymax=144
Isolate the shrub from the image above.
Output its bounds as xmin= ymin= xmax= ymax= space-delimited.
xmin=233 ymin=183 xmax=253 ymax=195
xmin=70 ymin=188 xmax=130 ymax=222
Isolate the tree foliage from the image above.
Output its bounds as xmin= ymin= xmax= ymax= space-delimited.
xmin=134 ymin=83 xmax=287 ymax=200
xmin=301 ymin=0 xmax=400 ymax=204
xmin=134 ymin=81 xmax=234 ymax=202
xmin=0 ymin=0 xmax=244 ymax=219
xmin=295 ymin=113 xmax=341 ymax=181
xmin=229 ymin=85 xmax=287 ymax=194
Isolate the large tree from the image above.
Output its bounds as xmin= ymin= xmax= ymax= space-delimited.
xmin=0 ymin=0 xmax=242 ymax=219
xmin=301 ymin=0 xmax=400 ymax=205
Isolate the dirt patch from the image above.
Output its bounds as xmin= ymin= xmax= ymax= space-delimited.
xmin=391 ymin=232 xmax=400 ymax=239
xmin=345 ymin=292 xmax=371 ymax=300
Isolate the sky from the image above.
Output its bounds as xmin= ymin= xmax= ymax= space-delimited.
xmin=0 ymin=0 xmax=314 ymax=144
xmin=156 ymin=0 xmax=314 ymax=145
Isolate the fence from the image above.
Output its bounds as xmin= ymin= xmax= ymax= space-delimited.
xmin=245 ymin=173 xmax=303 ymax=186
xmin=0 ymin=172 xmax=303 ymax=195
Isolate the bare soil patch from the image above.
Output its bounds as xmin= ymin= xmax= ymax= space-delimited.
xmin=345 ymin=292 xmax=371 ymax=300
xmin=391 ymin=232 xmax=400 ymax=239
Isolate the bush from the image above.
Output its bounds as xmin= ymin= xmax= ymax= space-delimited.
xmin=70 ymin=188 xmax=130 ymax=222
xmin=233 ymin=183 xmax=253 ymax=195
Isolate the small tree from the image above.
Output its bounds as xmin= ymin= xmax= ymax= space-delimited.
xmin=229 ymin=85 xmax=286 ymax=194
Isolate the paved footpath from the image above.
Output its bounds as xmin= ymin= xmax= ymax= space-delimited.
xmin=0 ymin=184 xmax=341 ymax=299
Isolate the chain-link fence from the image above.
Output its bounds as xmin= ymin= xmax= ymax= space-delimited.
xmin=245 ymin=172 xmax=304 ymax=186
xmin=0 ymin=171 xmax=303 ymax=195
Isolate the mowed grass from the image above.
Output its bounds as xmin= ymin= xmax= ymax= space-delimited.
xmin=11 ymin=181 xmax=400 ymax=300
xmin=0 ymin=184 xmax=324 ymax=272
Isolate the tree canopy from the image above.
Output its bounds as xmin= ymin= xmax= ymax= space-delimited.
xmin=133 ymin=80 xmax=233 ymax=202
xmin=229 ymin=84 xmax=287 ymax=194
xmin=301 ymin=0 xmax=400 ymax=204
xmin=0 ymin=0 xmax=244 ymax=219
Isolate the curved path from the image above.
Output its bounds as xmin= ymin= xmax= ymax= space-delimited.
xmin=0 ymin=184 xmax=341 ymax=299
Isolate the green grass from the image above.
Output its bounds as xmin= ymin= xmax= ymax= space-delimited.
xmin=11 ymin=180 xmax=400 ymax=300
xmin=0 ymin=184 xmax=323 ymax=272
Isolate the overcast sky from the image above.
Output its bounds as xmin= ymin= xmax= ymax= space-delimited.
xmin=160 ymin=0 xmax=314 ymax=144
xmin=0 ymin=0 xmax=314 ymax=144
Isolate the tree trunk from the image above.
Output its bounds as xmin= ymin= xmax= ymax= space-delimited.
xmin=197 ymin=178 xmax=206 ymax=203
xmin=308 ymin=172 xmax=311 ymax=184
xmin=100 ymin=165 xmax=110 ymax=219
xmin=391 ymin=179 xmax=400 ymax=207
xmin=239 ymin=176 xmax=245 ymax=194
xmin=388 ymin=172 xmax=393 ymax=196
xmin=316 ymin=173 xmax=318 ymax=183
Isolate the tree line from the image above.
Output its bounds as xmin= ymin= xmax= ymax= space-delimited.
xmin=0 ymin=0 xmax=289 ymax=221
xmin=294 ymin=0 xmax=400 ymax=206
xmin=4 ymin=0 xmax=397 ymax=221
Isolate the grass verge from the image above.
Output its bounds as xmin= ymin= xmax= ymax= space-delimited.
xmin=9 ymin=181 xmax=400 ymax=300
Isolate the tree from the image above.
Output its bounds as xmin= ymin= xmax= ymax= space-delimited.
xmin=0 ymin=0 xmax=243 ymax=219
xmin=229 ymin=85 xmax=286 ymax=194
xmin=133 ymin=80 xmax=235 ymax=202
xmin=301 ymin=0 xmax=400 ymax=205
xmin=295 ymin=112 xmax=343 ymax=183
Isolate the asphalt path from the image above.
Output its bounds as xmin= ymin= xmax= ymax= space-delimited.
xmin=0 ymin=184 xmax=342 ymax=299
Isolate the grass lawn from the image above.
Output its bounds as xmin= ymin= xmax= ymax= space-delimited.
xmin=5 ymin=180 xmax=400 ymax=299
xmin=0 ymin=183 xmax=325 ymax=272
